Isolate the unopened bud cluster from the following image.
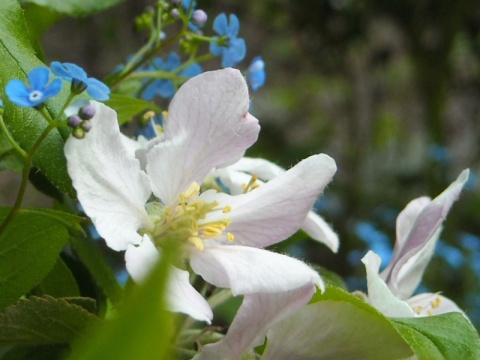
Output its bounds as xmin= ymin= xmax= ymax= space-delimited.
xmin=68 ymin=104 xmax=95 ymax=139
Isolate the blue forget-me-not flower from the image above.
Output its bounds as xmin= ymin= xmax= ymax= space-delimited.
xmin=51 ymin=62 xmax=110 ymax=101
xmin=142 ymin=52 xmax=202 ymax=100
xmin=6 ymin=67 xmax=62 ymax=108
xmin=210 ymin=13 xmax=246 ymax=68
xmin=248 ymin=56 xmax=266 ymax=91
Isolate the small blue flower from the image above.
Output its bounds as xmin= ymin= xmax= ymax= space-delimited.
xmin=50 ymin=62 xmax=110 ymax=101
xmin=142 ymin=52 xmax=202 ymax=100
xmin=248 ymin=56 xmax=266 ymax=91
xmin=210 ymin=13 xmax=246 ymax=68
xmin=6 ymin=67 xmax=62 ymax=108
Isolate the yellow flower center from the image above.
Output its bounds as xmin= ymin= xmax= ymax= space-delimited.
xmin=141 ymin=182 xmax=233 ymax=251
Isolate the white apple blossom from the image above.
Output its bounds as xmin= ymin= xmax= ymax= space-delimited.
xmin=210 ymin=157 xmax=339 ymax=252
xmin=361 ymin=170 xmax=469 ymax=318
xmin=65 ymin=69 xmax=337 ymax=325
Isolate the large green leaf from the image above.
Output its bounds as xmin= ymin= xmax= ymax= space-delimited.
xmin=0 ymin=120 xmax=24 ymax=173
xmin=390 ymin=313 xmax=480 ymax=360
xmin=20 ymin=0 xmax=126 ymax=17
xmin=69 ymin=248 xmax=174 ymax=360
xmin=0 ymin=0 xmax=75 ymax=197
xmin=37 ymin=257 xmax=80 ymax=298
xmin=0 ymin=207 xmax=83 ymax=310
xmin=262 ymin=286 xmax=414 ymax=360
xmin=0 ymin=295 xmax=98 ymax=345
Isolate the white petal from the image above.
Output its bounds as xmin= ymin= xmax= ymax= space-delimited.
xmin=65 ymin=101 xmax=152 ymax=251
xmin=361 ymin=251 xmax=414 ymax=317
xmin=194 ymin=284 xmax=316 ymax=360
xmin=222 ymin=156 xmax=285 ymax=180
xmin=302 ymin=211 xmax=339 ymax=252
xmin=125 ymin=239 xmax=213 ymax=323
xmin=211 ymin=154 xmax=337 ymax=248
xmin=406 ymin=292 xmax=469 ymax=319
xmin=190 ymin=245 xmax=322 ymax=296
xmin=147 ymin=69 xmax=260 ymax=204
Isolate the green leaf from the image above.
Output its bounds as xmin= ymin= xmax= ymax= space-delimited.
xmin=263 ymin=285 xmax=413 ymax=359
xmin=0 ymin=0 xmax=75 ymax=197
xmin=69 ymin=236 xmax=123 ymax=306
xmin=0 ymin=295 xmax=99 ymax=345
xmin=37 ymin=257 xmax=80 ymax=298
xmin=0 ymin=127 xmax=24 ymax=173
xmin=69 ymin=248 xmax=174 ymax=360
xmin=20 ymin=0 xmax=126 ymax=17
xmin=390 ymin=313 xmax=480 ymax=360
xmin=104 ymin=93 xmax=161 ymax=125
xmin=0 ymin=207 xmax=80 ymax=310
xmin=2 ymin=344 xmax=69 ymax=360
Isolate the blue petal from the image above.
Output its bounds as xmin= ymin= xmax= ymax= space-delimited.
xmin=180 ymin=62 xmax=202 ymax=78
xmin=86 ymin=77 xmax=110 ymax=101
xmin=6 ymin=79 xmax=32 ymax=107
xmin=156 ymin=80 xmax=175 ymax=98
xmin=28 ymin=67 xmax=50 ymax=90
xmin=51 ymin=61 xmax=88 ymax=82
xmin=209 ymin=41 xmax=223 ymax=57
xmin=42 ymin=78 xmax=63 ymax=98
xmin=142 ymin=80 xmax=162 ymax=101
xmin=165 ymin=52 xmax=181 ymax=71
xmin=151 ymin=57 xmax=166 ymax=70
xmin=221 ymin=38 xmax=246 ymax=67
xmin=213 ymin=13 xmax=228 ymax=35
xmin=248 ymin=56 xmax=266 ymax=91
xmin=228 ymin=14 xmax=240 ymax=37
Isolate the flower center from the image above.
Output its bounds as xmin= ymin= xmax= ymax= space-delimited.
xmin=143 ymin=182 xmax=234 ymax=251
xmin=29 ymin=90 xmax=43 ymax=102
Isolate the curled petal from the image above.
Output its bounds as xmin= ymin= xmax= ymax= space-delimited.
xmin=190 ymin=245 xmax=322 ymax=296
xmin=302 ymin=212 xmax=339 ymax=253
xmin=65 ymin=101 xmax=152 ymax=251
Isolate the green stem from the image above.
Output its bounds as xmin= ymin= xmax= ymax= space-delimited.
xmin=0 ymin=115 xmax=27 ymax=158
xmin=0 ymin=123 xmax=56 ymax=236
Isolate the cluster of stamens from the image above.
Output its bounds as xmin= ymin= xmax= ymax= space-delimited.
xmin=412 ymin=295 xmax=442 ymax=316
xmin=144 ymin=182 xmax=234 ymax=251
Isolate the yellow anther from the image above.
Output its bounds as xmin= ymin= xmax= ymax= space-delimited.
xmin=143 ymin=111 xmax=156 ymax=119
xmin=182 ymin=182 xmax=200 ymax=201
xmin=242 ymin=174 xmax=260 ymax=193
xmin=223 ymin=205 xmax=232 ymax=213
xmin=413 ymin=306 xmax=423 ymax=315
xmin=154 ymin=124 xmax=164 ymax=134
xmin=431 ymin=297 xmax=442 ymax=309
xmin=227 ymin=232 xmax=235 ymax=242
xmin=204 ymin=224 xmax=224 ymax=238
xmin=428 ymin=310 xmax=433 ymax=316
xmin=188 ymin=236 xmax=204 ymax=250
xmin=162 ymin=110 xmax=169 ymax=119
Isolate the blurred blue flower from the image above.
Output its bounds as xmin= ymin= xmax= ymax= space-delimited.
xmin=51 ymin=62 xmax=110 ymax=101
xmin=6 ymin=67 xmax=62 ymax=108
xmin=436 ymin=240 xmax=464 ymax=269
xmin=135 ymin=113 xmax=164 ymax=139
xmin=210 ymin=13 xmax=246 ymax=68
xmin=142 ymin=52 xmax=202 ymax=100
xmin=248 ymin=56 xmax=266 ymax=91
xmin=428 ymin=144 xmax=450 ymax=163
xmin=355 ymin=221 xmax=392 ymax=267
xmin=460 ymin=232 xmax=480 ymax=252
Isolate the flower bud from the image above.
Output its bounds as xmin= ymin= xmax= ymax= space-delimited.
xmin=192 ymin=10 xmax=207 ymax=27
xmin=81 ymin=120 xmax=92 ymax=132
xmin=71 ymin=78 xmax=87 ymax=95
xmin=68 ymin=114 xmax=83 ymax=128
xmin=79 ymin=104 xmax=96 ymax=120
xmin=72 ymin=127 xmax=86 ymax=139
xmin=171 ymin=8 xmax=180 ymax=19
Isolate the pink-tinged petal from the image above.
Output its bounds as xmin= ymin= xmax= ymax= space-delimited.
xmin=194 ymin=284 xmax=316 ymax=360
xmin=302 ymin=212 xmax=339 ymax=252
xmin=190 ymin=245 xmax=322 ymax=295
xmin=147 ymin=69 xmax=260 ymax=203
xmin=209 ymin=154 xmax=336 ymax=248
xmin=125 ymin=239 xmax=213 ymax=323
xmin=213 ymin=158 xmax=339 ymax=251
xmin=65 ymin=101 xmax=152 ymax=251
xmin=406 ymin=292 xmax=470 ymax=319
xmin=361 ymin=251 xmax=414 ymax=317
xmin=382 ymin=170 xmax=469 ymax=293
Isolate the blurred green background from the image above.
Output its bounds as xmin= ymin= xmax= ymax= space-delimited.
xmin=31 ymin=0 xmax=480 ymax=328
